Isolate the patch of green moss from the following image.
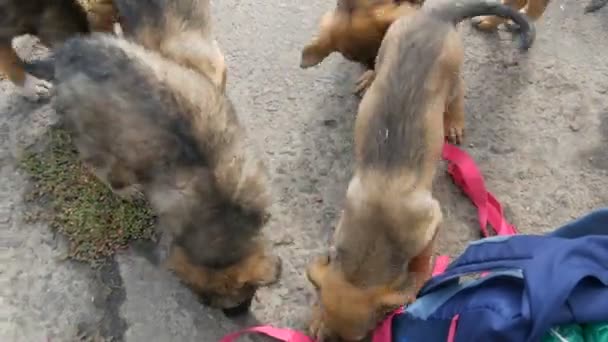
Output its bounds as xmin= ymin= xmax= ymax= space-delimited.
xmin=20 ymin=126 xmax=155 ymax=263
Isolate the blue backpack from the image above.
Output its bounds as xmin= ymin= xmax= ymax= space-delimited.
xmin=392 ymin=208 xmax=608 ymax=342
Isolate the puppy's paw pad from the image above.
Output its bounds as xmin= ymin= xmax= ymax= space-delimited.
xmin=21 ymin=74 xmax=53 ymax=101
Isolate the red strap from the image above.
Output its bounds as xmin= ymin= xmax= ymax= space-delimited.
xmin=219 ymin=143 xmax=516 ymax=342
xmin=442 ymin=144 xmax=517 ymax=237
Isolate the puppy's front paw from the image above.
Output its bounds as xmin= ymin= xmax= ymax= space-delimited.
xmin=354 ymin=70 xmax=376 ymax=97
xmin=309 ymin=305 xmax=330 ymax=342
xmin=21 ymin=74 xmax=52 ymax=101
xmin=445 ymin=125 xmax=464 ymax=145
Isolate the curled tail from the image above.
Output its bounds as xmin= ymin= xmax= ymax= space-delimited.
xmin=429 ymin=0 xmax=536 ymax=50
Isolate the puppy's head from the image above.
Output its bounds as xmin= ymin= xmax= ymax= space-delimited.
xmin=307 ymin=179 xmax=442 ymax=340
xmin=168 ymin=241 xmax=281 ymax=316
xmin=154 ymin=168 xmax=279 ymax=315
xmin=307 ymin=255 xmax=408 ymax=341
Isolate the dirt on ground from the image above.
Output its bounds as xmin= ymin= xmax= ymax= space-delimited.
xmin=1 ymin=0 xmax=608 ymax=341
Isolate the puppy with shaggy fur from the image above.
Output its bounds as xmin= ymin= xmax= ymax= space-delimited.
xmin=306 ymin=1 xmax=534 ymax=341
xmin=53 ymin=0 xmax=279 ymax=317
xmin=0 ymin=0 xmax=117 ymax=101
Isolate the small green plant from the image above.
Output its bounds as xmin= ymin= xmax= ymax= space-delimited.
xmin=20 ymin=126 xmax=155 ymax=263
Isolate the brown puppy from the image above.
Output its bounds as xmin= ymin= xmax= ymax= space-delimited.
xmin=0 ymin=0 xmax=117 ymax=101
xmin=52 ymin=3 xmax=280 ymax=316
xmin=300 ymin=0 xmax=419 ymax=90
xmin=114 ymin=0 xmax=227 ymax=91
xmin=306 ymin=1 xmax=534 ymax=341
xmin=471 ymin=0 xmax=550 ymax=32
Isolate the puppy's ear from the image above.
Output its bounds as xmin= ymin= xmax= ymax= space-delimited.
xmin=306 ymin=255 xmax=330 ymax=289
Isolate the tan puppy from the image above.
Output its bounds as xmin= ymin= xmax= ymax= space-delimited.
xmin=472 ymin=0 xmax=550 ymax=31
xmin=114 ymin=0 xmax=227 ymax=91
xmin=0 ymin=0 xmax=117 ymax=101
xmin=306 ymin=1 xmax=534 ymax=341
xmin=300 ymin=0 xmax=420 ymax=91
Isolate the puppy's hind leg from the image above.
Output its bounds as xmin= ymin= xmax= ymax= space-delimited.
xmin=107 ymin=164 xmax=145 ymax=201
xmin=82 ymin=156 xmax=144 ymax=201
xmin=0 ymin=39 xmax=52 ymax=101
xmin=444 ymin=78 xmax=465 ymax=145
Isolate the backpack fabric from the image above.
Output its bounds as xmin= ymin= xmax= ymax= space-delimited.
xmin=391 ymin=208 xmax=608 ymax=342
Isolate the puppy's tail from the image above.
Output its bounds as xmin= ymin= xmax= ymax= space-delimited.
xmin=429 ymin=0 xmax=536 ymax=50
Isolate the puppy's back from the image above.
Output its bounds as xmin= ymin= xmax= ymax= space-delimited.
xmin=357 ymin=15 xmax=451 ymax=173
xmin=54 ymin=34 xmax=221 ymax=176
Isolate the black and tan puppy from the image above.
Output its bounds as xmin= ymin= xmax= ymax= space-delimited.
xmin=53 ymin=35 xmax=280 ymax=316
xmin=306 ymin=1 xmax=534 ymax=341
xmin=300 ymin=0 xmax=420 ymax=90
xmin=52 ymin=2 xmax=280 ymax=317
xmin=114 ymin=0 xmax=227 ymax=91
xmin=0 ymin=0 xmax=117 ymax=100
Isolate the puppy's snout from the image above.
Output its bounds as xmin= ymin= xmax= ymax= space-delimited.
xmin=197 ymin=293 xmax=212 ymax=306
xmin=221 ymin=295 xmax=253 ymax=317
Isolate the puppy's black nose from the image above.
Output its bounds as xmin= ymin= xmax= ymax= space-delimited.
xmin=197 ymin=294 xmax=212 ymax=306
xmin=221 ymin=296 xmax=253 ymax=317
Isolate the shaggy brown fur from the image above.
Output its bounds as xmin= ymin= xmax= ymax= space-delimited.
xmin=0 ymin=0 xmax=116 ymax=100
xmin=300 ymin=0 xmax=420 ymax=72
xmin=306 ymin=1 xmax=534 ymax=341
xmin=52 ymin=27 xmax=279 ymax=316
xmin=114 ymin=0 xmax=226 ymax=91
xmin=471 ymin=0 xmax=550 ymax=32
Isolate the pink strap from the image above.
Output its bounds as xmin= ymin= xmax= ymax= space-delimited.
xmin=219 ymin=326 xmax=313 ymax=342
xmin=219 ymin=143 xmax=516 ymax=342
xmin=371 ymin=307 xmax=404 ymax=342
xmin=432 ymin=256 xmax=451 ymax=276
xmin=446 ymin=315 xmax=460 ymax=342
xmin=442 ymin=144 xmax=518 ymax=237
